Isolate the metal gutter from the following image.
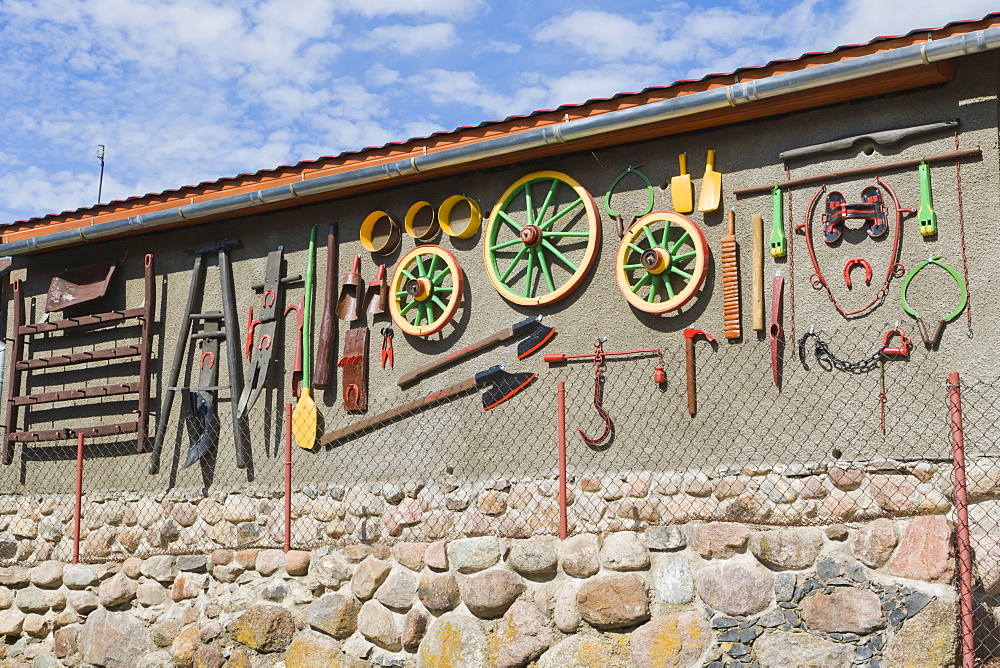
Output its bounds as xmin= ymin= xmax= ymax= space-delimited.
xmin=3 ymin=27 xmax=999 ymax=257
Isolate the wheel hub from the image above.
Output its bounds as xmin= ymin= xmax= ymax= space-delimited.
xmin=519 ymin=225 xmax=542 ymax=247
xmin=641 ymin=248 xmax=671 ymax=274
xmin=405 ymin=277 xmax=433 ymax=302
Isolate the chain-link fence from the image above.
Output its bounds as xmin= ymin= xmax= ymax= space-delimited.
xmin=3 ymin=316 xmax=1000 ymax=655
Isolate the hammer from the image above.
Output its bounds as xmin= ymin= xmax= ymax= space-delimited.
xmin=683 ymin=328 xmax=716 ymax=415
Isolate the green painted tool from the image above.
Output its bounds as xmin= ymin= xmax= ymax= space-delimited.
xmin=917 ymin=159 xmax=937 ymax=237
xmin=769 ymin=184 xmax=786 ymax=258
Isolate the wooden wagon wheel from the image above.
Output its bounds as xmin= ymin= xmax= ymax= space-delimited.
xmin=389 ymin=245 xmax=463 ymax=336
xmin=484 ymin=171 xmax=600 ymax=306
xmin=615 ymin=211 xmax=709 ymax=314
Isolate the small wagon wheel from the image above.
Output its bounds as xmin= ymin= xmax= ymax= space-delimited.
xmin=615 ymin=211 xmax=709 ymax=314
xmin=389 ymin=245 xmax=463 ymax=336
xmin=484 ymin=171 xmax=600 ymax=306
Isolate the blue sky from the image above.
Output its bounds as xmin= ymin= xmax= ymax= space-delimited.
xmin=0 ymin=0 xmax=996 ymax=223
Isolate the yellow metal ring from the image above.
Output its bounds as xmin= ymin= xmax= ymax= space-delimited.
xmin=438 ymin=196 xmax=482 ymax=239
xmin=404 ymin=201 xmax=439 ymax=240
xmin=361 ymin=211 xmax=402 ymax=254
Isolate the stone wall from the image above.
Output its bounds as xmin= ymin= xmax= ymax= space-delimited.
xmin=0 ymin=516 xmax=959 ymax=666
xmin=0 ymin=456 xmax=967 ymax=565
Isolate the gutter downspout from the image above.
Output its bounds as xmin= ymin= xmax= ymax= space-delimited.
xmin=3 ymin=28 xmax=999 ymax=257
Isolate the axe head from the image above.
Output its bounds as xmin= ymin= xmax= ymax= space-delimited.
xmin=516 ymin=323 xmax=556 ymax=359
xmin=475 ymin=365 xmax=537 ymax=410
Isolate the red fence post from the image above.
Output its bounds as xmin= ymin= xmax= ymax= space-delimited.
xmin=73 ymin=433 xmax=84 ymax=565
xmin=284 ymin=402 xmax=293 ymax=553
xmin=557 ymin=381 xmax=567 ymax=540
xmin=948 ymin=371 xmax=974 ymax=667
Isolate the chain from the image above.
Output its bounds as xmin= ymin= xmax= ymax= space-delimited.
xmin=579 ymin=338 xmax=612 ymax=447
xmin=797 ymin=329 xmax=883 ymax=374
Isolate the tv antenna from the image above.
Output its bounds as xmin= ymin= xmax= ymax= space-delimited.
xmin=96 ymin=145 xmax=106 ymax=204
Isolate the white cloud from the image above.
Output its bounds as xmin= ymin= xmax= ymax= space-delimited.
xmin=366 ymin=63 xmax=401 ymax=87
xmin=358 ymin=22 xmax=458 ymax=56
xmin=482 ymin=39 xmax=520 ymax=54
xmin=534 ymin=10 xmax=663 ymax=62
xmin=334 ymin=0 xmax=486 ymax=20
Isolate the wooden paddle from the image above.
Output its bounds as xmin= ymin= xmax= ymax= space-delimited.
xmin=697 ymin=149 xmax=721 ymax=212
xmin=293 ymin=225 xmax=318 ymax=449
xmin=670 ymin=153 xmax=692 ymax=213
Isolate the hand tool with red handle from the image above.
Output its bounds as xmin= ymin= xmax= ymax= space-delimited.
xmin=683 ymin=329 xmax=715 ymax=415
xmin=380 ymin=326 xmax=394 ymax=369
xmin=770 ymin=273 xmax=784 ymax=388
xmin=336 ymin=254 xmax=362 ymax=322
xmin=284 ymin=297 xmax=303 ymax=397
xmin=320 ymin=364 xmax=536 ymax=445
xmin=397 ymin=315 xmax=554 ymax=388
xmin=314 ymin=223 xmax=338 ymax=389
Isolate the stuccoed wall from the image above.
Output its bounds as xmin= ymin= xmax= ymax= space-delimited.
xmin=0 ymin=521 xmax=959 ymax=666
xmin=0 ymin=51 xmax=997 ymax=507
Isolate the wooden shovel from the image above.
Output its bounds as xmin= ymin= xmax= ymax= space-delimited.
xmin=697 ymin=149 xmax=721 ymax=212
xmin=293 ymin=225 xmax=318 ymax=449
xmin=670 ymin=153 xmax=693 ymax=213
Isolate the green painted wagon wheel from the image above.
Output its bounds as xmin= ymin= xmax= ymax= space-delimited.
xmin=615 ymin=211 xmax=709 ymax=314
xmin=389 ymin=245 xmax=464 ymax=336
xmin=484 ymin=170 xmax=601 ymax=306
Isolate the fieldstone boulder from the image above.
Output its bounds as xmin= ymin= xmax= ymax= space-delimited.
xmin=375 ymin=568 xmax=417 ymax=610
xmin=306 ymin=592 xmax=359 ymax=639
xmin=391 ymin=542 xmax=427 ymax=571
xmin=358 ymin=599 xmax=400 ymax=651
xmin=631 ymin=611 xmax=712 ymax=667
xmin=652 ymin=556 xmax=694 ymax=604
xmin=695 ymin=562 xmax=772 ymax=617
xmin=351 ymin=556 xmax=391 ymax=600
xmin=170 ymin=624 xmax=199 ymax=667
xmin=30 ymin=561 xmax=63 ymax=588
xmin=137 ymin=582 xmax=168 ymax=607
xmin=79 ymin=608 xmax=151 ymax=668
xmin=508 ymin=536 xmax=557 ymax=576
xmin=231 ymin=604 xmax=295 ymax=653
xmin=554 ymin=583 xmax=579 ymax=633
xmin=463 ymin=569 xmax=525 ymax=618
xmin=852 ymin=517 xmax=898 ymax=567
xmin=67 ymin=590 xmax=98 ymax=614
xmin=883 ymin=598 xmax=958 ymax=666
xmin=560 ymin=533 xmax=599 ymax=578
xmin=447 ymin=536 xmax=503 ymax=573
xmin=99 ymin=572 xmax=138 ymax=608
xmin=418 ymin=612 xmax=487 ymax=666
xmin=0 ymin=609 xmax=24 ymax=635
xmin=255 ymin=549 xmax=284 ymax=576
xmin=488 ymin=601 xmax=553 ymax=668
xmin=417 ymin=570 xmax=460 ymax=612
xmin=577 ymin=573 xmax=649 ymax=629
xmin=749 ymin=528 xmax=823 ymax=570
xmin=755 ymin=630 xmax=854 ymax=667
xmin=538 ymin=635 xmax=616 ymax=668
xmin=140 ymin=556 xmax=178 ymax=584
xmin=695 ymin=523 xmax=751 ymax=559
xmin=0 ymin=566 xmax=28 ymax=587
xmin=800 ymin=588 xmax=884 ymax=634
xmin=63 ymin=564 xmax=98 ymax=589
xmin=284 ymin=630 xmax=340 ymax=667
xmin=645 ymin=526 xmax=686 ymax=551
xmin=284 ymin=550 xmax=310 ymax=576
xmin=600 ymin=531 xmax=650 ymax=571
xmin=889 ymin=516 xmax=955 ymax=583
xmin=402 ymin=608 xmax=428 ymax=651
xmin=313 ymin=553 xmax=352 ymax=588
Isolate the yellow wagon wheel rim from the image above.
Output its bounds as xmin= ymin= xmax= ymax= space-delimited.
xmin=389 ymin=245 xmax=463 ymax=336
xmin=615 ymin=211 xmax=709 ymax=314
xmin=484 ymin=170 xmax=600 ymax=306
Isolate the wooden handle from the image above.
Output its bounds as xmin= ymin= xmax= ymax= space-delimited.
xmin=397 ymin=327 xmax=511 ymax=387
xmin=726 ymin=209 xmax=736 ymax=236
xmin=751 ymin=214 xmax=764 ymax=331
xmin=322 ymin=376 xmax=478 ymax=445
xmin=685 ymin=338 xmax=696 ymax=415
xmin=314 ymin=224 xmax=337 ymax=389
xmin=678 ymin=153 xmax=687 ymax=176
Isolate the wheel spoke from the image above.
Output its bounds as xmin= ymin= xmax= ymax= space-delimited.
xmin=643 ymin=224 xmax=657 ymax=247
xmin=660 ymin=219 xmax=671 ymax=247
xmin=673 ymin=250 xmax=697 ymax=263
xmin=539 ymin=197 xmax=582 ymax=231
xmin=670 ymin=266 xmax=693 ymax=280
xmin=542 ymin=231 xmax=590 ymax=238
xmin=432 ymin=266 xmax=452 ymax=283
xmin=630 ymin=272 xmax=652 ymax=294
xmin=433 ymin=286 xmax=454 ymax=293
xmin=431 ymin=295 xmax=449 ymax=312
xmin=523 ymin=182 xmax=535 ymax=227
xmin=400 ymin=300 xmax=417 ymax=316
xmin=414 ymin=254 xmax=427 ymax=277
xmin=523 ymin=248 xmax=536 ymax=298
xmin=536 ymin=179 xmax=558 ymax=224
xmin=669 ymin=231 xmax=691 ymax=254
xmin=395 ymin=290 xmax=408 ymax=297
xmin=401 ymin=268 xmax=416 ymax=281
xmin=499 ymin=246 xmax=528 ymax=283
xmin=498 ymin=210 xmax=523 ymax=233
xmin=541 ymin=240 xmax=578 ymax=273
xmin=646 ymin=278 xmax=659 ymax=303
xmin=490 ymin=238 xmax=523 ymax=251
xmin=663 ymin=274 xmax=676 ymax=299
xmin=627 ymin=242 xmax=645 ymax=254
xmin=426 ymin=253 xmax=439 ymax=280
xmin=414 ymin=303 xmax=424 ymax=326
xmin=536 ymin=247 xmax=556 ymax=293
xmin=623 ymin=263 xmax=645 ymax=270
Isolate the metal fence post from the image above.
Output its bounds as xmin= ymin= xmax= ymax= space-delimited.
xmin=557 ymin=381 xmax=567 ymax=540
xmin=948 ymin=371 xmax=974 ymax=667
xmin=73 ymin=433 xmax=84 ymax=565
xmin=284 ymin=402 xmax=293 ymax=553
